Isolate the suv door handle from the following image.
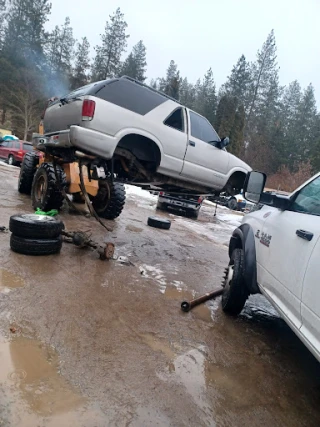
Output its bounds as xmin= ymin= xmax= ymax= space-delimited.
xmin=296 ymin=229 xmax=314 ymax=241
xmin=189 ymin=140 xmax=196 ymax=147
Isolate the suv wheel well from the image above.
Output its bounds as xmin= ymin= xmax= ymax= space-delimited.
xmin=116 ymin=134 xmax=161 ymax=172
xmin=225 ymin=172 xmax=247 ymax=195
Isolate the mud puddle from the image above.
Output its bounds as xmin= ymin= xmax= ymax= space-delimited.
xmin=0 ymin=336 xmax=105 ymax=426
xmin=0 ymin=268 xmax=24 ymax=293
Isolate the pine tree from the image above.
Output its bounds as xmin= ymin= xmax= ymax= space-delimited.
xmin=120 ymin=40 xmax=147 ymax=81
xmin=246 ymin=30 xmax=279 ymax=130
xmin=310 ymin=115 xmax=320 ymax=173
xmin=215 ymin=95 xmax=237 ymax=138
xmin=274 ymin=80 xmax=302 ymax=168
xmin=0 ymin=0 xmax=7 ymax=49
xmin=2 ymin=0 xmax=51 ymax=66
xmin=222 ymin=54 xmax=251 ymax=110
xmin=179 ymin=77 xmax=196 ymax=110
xmin=215 ymin=95 xmax=245 ymax=157
xmin=160 ymin=60 xmax=181 ymax=100
xmin=229 ymin=105 xmax=245 ymax=157
xmin=296 ymin=84 xmax=317 ymax=163
xmin=194 ymin=68 xmax=216 ymax=125
xmin=70 ymin=37 xmax=91 ymax=89
xmin=244 ymin=30 xmax=281 ymax=172
xmin=92 ymin=7 xmax=129 ymax=80
xmin=46 ymin=17 xmax=75 ymax=95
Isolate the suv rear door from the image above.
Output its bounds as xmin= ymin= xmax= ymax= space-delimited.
xmin=258 ymin=176 xmax=320 ymax=330
xmin=181 ymin=110 xmax=229 ymax=187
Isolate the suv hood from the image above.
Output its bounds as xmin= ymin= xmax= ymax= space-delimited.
xmin=228 ymin=152 xmax=252 ymax=172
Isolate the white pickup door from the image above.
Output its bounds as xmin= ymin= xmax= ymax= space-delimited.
xmin=180 ymin=110 xmax=230 ymax=187
xmin=257 ymin=175 xmax=320 ymax=336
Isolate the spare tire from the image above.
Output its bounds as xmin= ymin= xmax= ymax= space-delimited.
xmin=10 ymin=234 xmax=62 ymax=256
xmin=18 ymin=152 xmax=39 ymax=194
xmin=147 ymin=216 xmax=171 ymax=230
xmin=9 ymin=214 xmax=64 ymax=239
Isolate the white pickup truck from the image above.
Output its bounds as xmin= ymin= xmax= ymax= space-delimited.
xmin=222 ymin=171 xmax=320 ymax=362
xmin=36 ymin=76 xmax=250 ymax=196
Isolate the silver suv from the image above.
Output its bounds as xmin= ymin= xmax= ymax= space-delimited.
xmin=35 ymin=76 xmax=250 ymax=196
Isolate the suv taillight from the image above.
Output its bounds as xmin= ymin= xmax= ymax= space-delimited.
xmin=159 ymin=191 xmax=164 ymax=196
xmin=82 ymin=100 xmax=95 ymax=121
xmin=197 ymin=196 xmax=203 ymax=203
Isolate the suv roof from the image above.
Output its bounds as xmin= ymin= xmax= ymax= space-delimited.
xmin=57 ymin=76 xmax=182 ymax=107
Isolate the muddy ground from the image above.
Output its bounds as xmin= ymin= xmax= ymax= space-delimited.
xmin=0 ymin=162 xmax=320 ymax=427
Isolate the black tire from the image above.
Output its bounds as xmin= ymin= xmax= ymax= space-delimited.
xmin=227 ymin=197 xmax=238 ymax=211
xmin=147 ymin=216 xmax=171 ymax=230
xmin=222 ymin=248 xmax=248 ymax=315
xmin=10 ymin=234 xmax=62 ymax=256
xmin=31 ymin=163 xmax=66 ymax=211
xmin=92 ymin=179 xmax=126 ymax=220
xmin=9 ymin=214 xmax=64 ymax=239
xmin=18 ymin=152 xmax=40 ymax=194
xmin=8 ymin=154 xmax=17 ymax=166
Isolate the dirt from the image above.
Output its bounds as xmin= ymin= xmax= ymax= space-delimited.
xmin=0 ymin=161 xmax=320 ymax=426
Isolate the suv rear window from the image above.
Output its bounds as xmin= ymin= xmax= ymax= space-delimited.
xmin=94 ymin=79 xmax=167 ymax=115
xmin=23 ymin=143 xmax=33 ymax=151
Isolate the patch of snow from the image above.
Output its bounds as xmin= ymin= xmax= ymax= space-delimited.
xmin=0 ymin=160 xmax=19 ymax=169
xmin=217 ymin=213 xmax=243 ymax=228
xmin=139 ymin=264 xmax=167 ymax=292
xmin=125 ymin=185 xmax=158 ymax=202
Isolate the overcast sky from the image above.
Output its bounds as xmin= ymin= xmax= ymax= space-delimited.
xmin=47 ymin=0 xmax=320 ymax=106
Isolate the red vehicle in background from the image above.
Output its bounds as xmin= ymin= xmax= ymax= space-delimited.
xmin=0 ymin=140 xmax=34 ymax=166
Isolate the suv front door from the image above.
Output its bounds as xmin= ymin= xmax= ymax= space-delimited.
xmin=258 ymin=177 xmax=320 ymax=330
xmin=181 ymin=111 xmax=229 ymax=187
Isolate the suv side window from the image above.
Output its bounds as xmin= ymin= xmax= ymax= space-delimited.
xmin=94 ymin=79 xmax=167 ymax=115
xmin=291 ymin=176 xmax=320 ymax=216
xmin=189 ymin=111 xmax=220 ymax=143
xmin=1 ymin=141 xmax=8 ymax=147
xmin=164 ymin=108 xmax=184 ymax=132
xmin=6 ymin=141 xmax=13 ymax=148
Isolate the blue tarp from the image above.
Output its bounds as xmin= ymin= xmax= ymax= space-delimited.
xmin=2 ymin=135 xmax=19 ymax=141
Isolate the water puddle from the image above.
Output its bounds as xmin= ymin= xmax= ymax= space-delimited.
xmin=158 ymin=346 xmax=215 ymax=424
xmin=0 ymin=336 xmax=105 ymax=426
xmin=0 ymin=268 xmax=24 ymax=292
xmin=191 ymin=304 xmax=213 ymax=322
xmin=140 ymin=333 xmax=175 ymax=359
xmin=163 ymin=286 xmax=194 ymax=301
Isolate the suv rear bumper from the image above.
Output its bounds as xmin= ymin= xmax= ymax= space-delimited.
xmin=35 ymin=127 xmax=118 ymax=160
xmin=70 ymin=126 xmax=118 ymax=159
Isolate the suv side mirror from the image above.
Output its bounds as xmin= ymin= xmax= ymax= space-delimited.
xmin=220 ymin=137 xmax=230 ymax=148
xmin=243 ymin=171 xmax=267 ymax=203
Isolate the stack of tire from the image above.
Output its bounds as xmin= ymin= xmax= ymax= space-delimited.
xmin=9 ymin=214 xmax=64 ymax=256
